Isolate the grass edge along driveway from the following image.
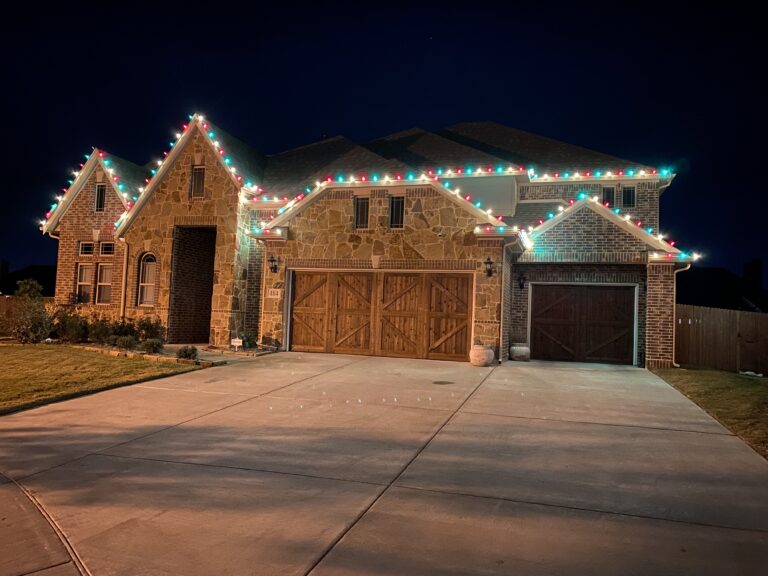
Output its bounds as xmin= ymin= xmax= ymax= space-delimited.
xmin=654 ymin=366 xmax=768 ymax=460
xmin=0 ymin=344 xmax=198 ymax=415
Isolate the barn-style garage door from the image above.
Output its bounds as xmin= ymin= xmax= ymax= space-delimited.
xmin=530 ymin=284 xmax=635 ymax=365
xmin=290 ymin=271 xmax=472 ymax=361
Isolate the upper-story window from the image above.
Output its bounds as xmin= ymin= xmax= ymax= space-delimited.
xmin=100 ymin=242 xmax=115 ymax=256
xmin=601 ymin=187 xmax=615 ymax=206
xmin=76 ymin=263 xmax=93 ymax=303
xmin=190 ymin=166 xmax=205 ymax=199
xmin=95 ymin=184 xmax=106 ymax=212
xmin=79 ymin=242 xmax=94 ymax=256
xmin=622 ymin=186 xmax=636 ymax=208
xmin=353 ymin=197 xmax=369 ymax=229
xmin=389 ymin=195 xmax=405 ymax=229
xmin=138 ymin=253 xmax=157 ymax=306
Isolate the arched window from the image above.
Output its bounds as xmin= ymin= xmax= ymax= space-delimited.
xmin=138 ymin=254 xmax=157 ymax=306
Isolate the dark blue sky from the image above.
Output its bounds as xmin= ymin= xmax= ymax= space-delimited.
xmin=1 ymin=1 xmax=764 ymax=284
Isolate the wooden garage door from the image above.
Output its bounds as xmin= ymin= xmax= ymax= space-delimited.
xmin=290 ymin=271 xmax=471 ymax=361
xmin=531 ymin=284 xmax=635 ymax=364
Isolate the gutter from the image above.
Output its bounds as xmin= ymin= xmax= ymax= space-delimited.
xmin=119 ymin=238 xmax=129 ymax=320
xmin=672 ymin=262 xmax=692 ymax=367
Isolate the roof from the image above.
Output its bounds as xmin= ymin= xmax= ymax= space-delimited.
xmin=365 ymin=128 xmax=508 ymax=171
xmin=260 ymin=137 xmax=412 ymax=198
xmin=442 ymin=121 xmax=652 ymax=173
xmin=510 ymin=201 xmax=568 ymax=229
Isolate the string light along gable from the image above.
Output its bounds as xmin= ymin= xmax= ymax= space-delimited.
xmin=38 ymin=112 xmax=695 ymax=259
xmin=40 ymin=149 xmax=134 ymax=234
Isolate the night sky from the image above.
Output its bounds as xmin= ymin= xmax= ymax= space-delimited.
xmin=2 ymin=2 xmax=764 ymax=285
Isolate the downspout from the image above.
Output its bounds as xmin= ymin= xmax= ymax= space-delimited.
xmin=672 ymin=263 xmax=692 ymax=367
xmin=118 ymin=238 xmax=129 ymax=320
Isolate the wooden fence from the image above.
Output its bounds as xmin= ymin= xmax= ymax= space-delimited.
xmin=676 ymin=304 xmax=768 ymax=374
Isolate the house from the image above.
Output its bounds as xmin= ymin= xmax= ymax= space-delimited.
xmin=40 ymin=114 xmax=695 ymax=367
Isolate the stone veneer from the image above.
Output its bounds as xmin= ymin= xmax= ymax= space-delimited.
xmin=121 ymin=128 xmax=249 ymax=345
xmin=256 ymin=186 xmax=505 ymax=356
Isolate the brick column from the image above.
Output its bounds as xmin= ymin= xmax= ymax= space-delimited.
xmin=645 ymin=262 xmax=676 ymax=368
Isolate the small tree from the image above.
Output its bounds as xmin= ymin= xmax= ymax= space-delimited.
xmin=7 ymin=279 xmax=51 ymax=343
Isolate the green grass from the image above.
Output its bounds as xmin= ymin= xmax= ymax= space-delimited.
xmin=0 ymin=344 xmax=198 ymax=415
xmin=654 ymin=367 xmax=768 ymax=459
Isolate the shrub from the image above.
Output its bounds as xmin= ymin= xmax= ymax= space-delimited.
xmin=15 ymin=279 xmax=44 ymax=299
xmin=176 ymin=345 xmax=198 ymax=360
xmin=136 ymin=317 xmax=165 ymax=342
xmin=110 ymin=320 xmax=137 ymax=338
xmin=8 ymin=300 xmax=52 ymax=343
xmin=55 ymin=311 xmax=88 ymax=343
xmin=242 ymin=332 xmax=258 ymax=349
xmin=88 ymin=319 xmax=112 ymax=344
xmin=139 ymin=338 xmax=164 ymax=354
xmin=106 ymin=334 xmax=119 ymax=347
xmin=115 ymin=335 xmax=137 ymax=350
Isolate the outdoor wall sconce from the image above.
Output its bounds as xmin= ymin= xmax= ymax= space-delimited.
xmin=484 ymin=257 xmax=495 ymax=277
xmin=517 ymin=273 xmax=526 ymax=290
xmin=268 ymin=254 xmax=280 ymax=274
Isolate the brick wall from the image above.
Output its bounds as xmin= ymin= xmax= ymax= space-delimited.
xmin=519 ymin=180 xmax=660 ymax=231
xmin=645 ymin=262 xmax=676 ymax=368
xmin=167 ymin=227 xmax=216 ymax=343
xmin=508 ymin=262 xmax=648 ymax=365
xmin=532 ymin=204 xmax=651 ymax=254
xmin=53 ymin=168 xmax=126 ymax=318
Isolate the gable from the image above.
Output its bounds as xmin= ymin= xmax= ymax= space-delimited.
xmin=115 ymin=115 xmax=263 ymax=237
xmin=527 ymin=199 xmax=678 ymax=256
xmin=120 ymin=129 xmax=243 ymax=238
xmin=42 ymin=151 xmax=135 ymax=234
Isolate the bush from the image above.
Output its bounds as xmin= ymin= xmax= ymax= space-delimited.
xmin=115 ymin=335 xmax=137 ymax=350
xmin=136 ymin=317 xmax=165 ymax=342
xmin=110 ymin=321 xmax=137 ymax=338
xmin=176 ymin=345 xmax=198 ymax=360
xmin=139 ymin=338 xmax=164 ymax=354
xmin=8 ymin=300 xmax=52 ymax=343
xmin=106 ymin=334 xmax=119 ymax=347
xmin=3 ymin=279 xmax=52 ymax=343
xmin=55 ymin=311 xmax=88 ymax=343
xmin=88 ymin=319 xmax=112 ymax=344
xmin=242 ymin=333 xmax=258 ymax=349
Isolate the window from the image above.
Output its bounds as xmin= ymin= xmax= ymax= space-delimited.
xmin=389 ymin=195 xmax=405 ymax=229
xmin=76 ymin=264 xmax=93 ymax=303
xmin=601 ymin=187 xmax=615 ymax=206
xmin=622 ymin=186 xmax=636 ymax=208
xmin=100 ymin=242 xmax=115 ymax=255
xmin=79 ymin=242 xmax=94 ymax=256
xmin=353 ymin=197 xmax=369 ymax=229
xmin=96 ymin=264 xmax=112 ymax=304
xmin=138 ymin=254 xmax=157 ymax=305
xmin=189 ymin=166 xmax=205 ymax=198
xmin=94 ymin=184 xmax=106 ymax=212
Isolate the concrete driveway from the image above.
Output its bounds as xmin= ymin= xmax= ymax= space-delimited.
xmin=1 ymin=354 xmax=767 ymax=576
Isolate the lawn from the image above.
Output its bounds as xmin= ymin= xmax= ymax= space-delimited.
xmin=654 ymin=367 xmax=768 ymax=459
xmin=0 ymin=344 xmax=198 ymax=415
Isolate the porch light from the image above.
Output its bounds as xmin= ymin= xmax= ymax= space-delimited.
xmin=517 ymin=274 xmax=526 ymax=290
xmin=484 ymin=257 xmax=494 ymax=278
xmin=268 ymin=254 xmax=280 ymax=274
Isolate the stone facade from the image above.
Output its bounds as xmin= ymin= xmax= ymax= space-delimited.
xmin=256 ymin=186 xmax=504 ymax=355
xmin=121 ymin=129 xmax=248 ymax=345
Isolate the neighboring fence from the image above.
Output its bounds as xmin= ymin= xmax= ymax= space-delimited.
xmin=0 ymin=296 xmax=54 ymax=336
xmin=676 ymin=304 xmax=768 ymax=374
